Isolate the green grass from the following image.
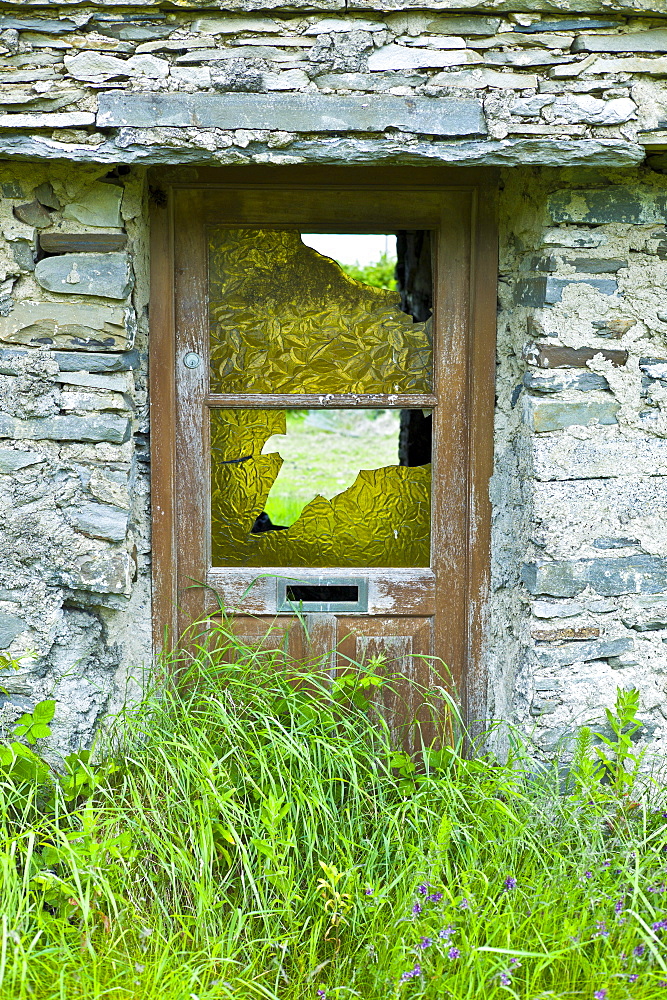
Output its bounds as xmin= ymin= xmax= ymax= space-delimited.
xmin=0 ymin=622 xmax=666 ymax=999
xmin=263 ymin=410 xmax=401 ymax=526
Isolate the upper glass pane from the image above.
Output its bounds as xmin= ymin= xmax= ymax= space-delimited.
xmin=208 ymin=229 xmax=433 ymax=394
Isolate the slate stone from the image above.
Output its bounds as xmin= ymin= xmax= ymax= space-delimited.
xmin=550 ymin=95 xmax=636 ymax=125
xmin=534 ymin=637 xmax=633 ymax=668
xmin=55 ymin=349 xmax=140 ymax=373
xmin=96 ymin=91 xmax=488 ymax=137
xmin=63 ymin=551 xmax=133 ymax=596
xmin=532 ymin=600 xmax=584 ymax=618
xmin=523 ymin=369 xmax=609 ymax=393
xmin=0 ymin=611 xmax=26 ymax=650
xmin=0 ymin=16 xmax=77 ymax=33
xmin=593 ymin=537 xmax=639 ymax=550
xmin=0 ymin=347 xmax=27 ymax=375
xmin=62 ymin=182 xmax=122 ymax=228
xmin=484 ymin=50 xmax=568 ymax=67
xmin=34 ymin=253 xmax=133 ymax=301
xmin=69 ymin=501 xmax=128 ymax=542
xmin=13 ymin=200 xmax=51 ymax=229
xmin=640 ymin=357 xmax=667 ymax=380
xmin=522 ymin=556 xmax=667 ymax=597
xmin=95 ymin=22 xmax=177 ymax=43
xmin=0 ymin=130 xmax=643 ymax=170
xmin=34 ymin=181 xmax=60 ymax=210
xmin=549 ymin=188 xmax=667 ymax=225
xmin=56 ymin=371 xmax=129 ymax=391
xmin=425 ymin=16 xmax=502 ymax=35
xmin=573 ymin=30 xmax=667 ymax=53
xmin=523 ymin=344 xmax=628 ymax=368
xmin=430 ymin=69 xmax=538 ymax=90
xmin=573 ymin=258 xmax=627 ymax=273
xmin=314 ymin=71 xmax=427 ymax=91
xmin=368 ymin=45 xmax=482 ymax=71
xmin=0 ymin=411 xmax=131 ymax=444
xmin=530 ymin=698 xmax=558 ymax=716
xmin=0 ymin=112 xmax=95 ymax=129
xmin=515 ymin=274 xmax=617 ymax=305
xmin=0 ymin=301 xmax=134 ymax=351
xmin=64 ymin=52 xmax=169 ymax=83
xmin=514 ymin=19 xmax=621 ymax=32
xmin=524 ymin=396 xmax=619 ymax=432
xmin=11 ymin=241 xmax=34 ymax=273
xmin=0 ymin=448 xmax=42 ymax=473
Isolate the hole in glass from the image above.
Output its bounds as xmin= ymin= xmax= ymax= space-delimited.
xmin=210 ymin=407 xmax=431 ymax=568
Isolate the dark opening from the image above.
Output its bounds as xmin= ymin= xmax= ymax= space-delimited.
xmin=286 ymin=584 xmax=359 ymax=603
xmin=396 ymin=231 xmax=433 ymax=469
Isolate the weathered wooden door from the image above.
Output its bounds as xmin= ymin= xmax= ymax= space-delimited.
xmin=150 ymin=167 xmax=497 ymax=737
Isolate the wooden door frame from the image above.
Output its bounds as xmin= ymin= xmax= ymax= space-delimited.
xmin=148 ymin=165 xmax=498 ymax=733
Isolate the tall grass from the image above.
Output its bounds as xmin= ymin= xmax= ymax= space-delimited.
xmin=0 ymin=621 xmax=666 ymax=999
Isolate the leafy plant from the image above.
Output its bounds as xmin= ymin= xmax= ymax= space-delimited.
xmin=340 ymin=252 xmax=398 ymax=290
xmin=569 ymin=687 xmax=646 ymax=802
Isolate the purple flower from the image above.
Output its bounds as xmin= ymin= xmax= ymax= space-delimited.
xmin=499 ymin=972 xmax=511 ymax=986
xmin=427 ymin=892 xmax=443 ymax=903
xmin=363 ymin=887 xmax=373 ymax=896
xmin=653 ymin=919 xmax=667 ymax=931
xmin=602 ymin=860 xmax=611 ymax=867
xmin=659 ymin=980 xmax=667 ymax=987
xmin=316 ymin=992 xmax=327 ymax=999
xmin=448 ymin=947 xmax=460 ymax=960
xmin=419 ymin=937 xmax=432 ymax=949
xmin=439 ymin=926 xmax=454 ymax=940
xmin=633 ymin=944 xmax=645 ymax=958
xmin=400 ymin=965 xmax=421 ymax=982
xmin=509 ymin=958 xmax=521 ymax=967
xmin=583 ymin=871 xmax=593 ymax=880
xmin=593 ymin=991 xmax=607 ymax=1000
xmin=593 ymin=921 xmax=609 ymax=939
xmin=615 ymin=898 xmax=625 ymax=915
xmin=628 ymin=973 xmax=639 ymax=982
xmin=504 ymin=877 xmax=517 ymax=891
xmin=412 ymin=902 xmax=422 ymax=916
xmin=459 ymin=898 xmax=469 ymax=910
xmin=417 ymin=883 xmax=430 ymax=895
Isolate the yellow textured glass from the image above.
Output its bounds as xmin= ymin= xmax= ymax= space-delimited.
xmin=208 ymin=229 xmax=432 ymax=394
xmin=211 ymin=410 xmax=430 ymax=568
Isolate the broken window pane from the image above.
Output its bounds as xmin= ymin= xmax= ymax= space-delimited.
xmin=210 ymin=408 xmax=430 ymax=568
xmin=208 ymin=229 xmax=432 ymax=395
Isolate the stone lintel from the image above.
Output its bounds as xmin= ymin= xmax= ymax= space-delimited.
xmin=97 ymin=92 xmax=487 ymax=137
xmin=0 ymin=131 xmax=643 ymax=170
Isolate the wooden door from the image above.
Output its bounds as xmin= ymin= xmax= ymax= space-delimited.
xmin=150 ymin=167 xmax=497 ymax=738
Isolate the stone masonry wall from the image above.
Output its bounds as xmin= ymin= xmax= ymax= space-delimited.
xmin=492 ymin=166 xmax=667 ymax=760
xmin=0 ymin=164 xmax=150 ymax=754
xmin=1 ymin=2 xmax=667 ymax=754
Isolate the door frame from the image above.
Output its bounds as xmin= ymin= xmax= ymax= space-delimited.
xmin=148 ymin=165 xmax=498 ymax=734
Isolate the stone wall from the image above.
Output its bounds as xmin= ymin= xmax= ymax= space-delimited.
xmin=0 ymin=2 xmax=667 ymax=755
xmin=492 ymin=166 xmax=667 ymax=758
xmin=0 ymin=164 xmax=150 ymax=754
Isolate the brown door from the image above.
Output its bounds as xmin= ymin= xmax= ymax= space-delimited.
xmin=150 ymin=167 xmax=497 ymax=739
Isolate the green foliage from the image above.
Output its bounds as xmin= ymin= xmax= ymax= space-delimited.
xmin=0 ymin=630 xmax=664 ymax=1000
xmin=340 ymin=252 xmax=398 ymax=290
xmin=569 ymin=687 xmax=647 ymax=802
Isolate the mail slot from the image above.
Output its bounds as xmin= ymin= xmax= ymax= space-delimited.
xmin=277 ymin=577 xmax=368 ymax=613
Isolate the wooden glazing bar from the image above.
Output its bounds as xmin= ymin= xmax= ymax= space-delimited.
xmin=205 ymin=393 xmax=438 ymax=409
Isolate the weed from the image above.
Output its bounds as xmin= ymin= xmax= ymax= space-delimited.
xmin=0 ymin=622 xmax=664 ymax=998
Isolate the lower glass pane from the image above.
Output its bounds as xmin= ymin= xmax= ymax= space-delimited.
xmin=210 ymin=409 xmax=431 ymax=568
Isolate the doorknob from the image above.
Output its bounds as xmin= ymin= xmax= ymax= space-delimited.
xmin=183 ymin=352 xmax=201 ymax=369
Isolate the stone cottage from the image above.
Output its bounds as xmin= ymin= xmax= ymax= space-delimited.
xmin=1 ymin=0 xmax=667 ymax=756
